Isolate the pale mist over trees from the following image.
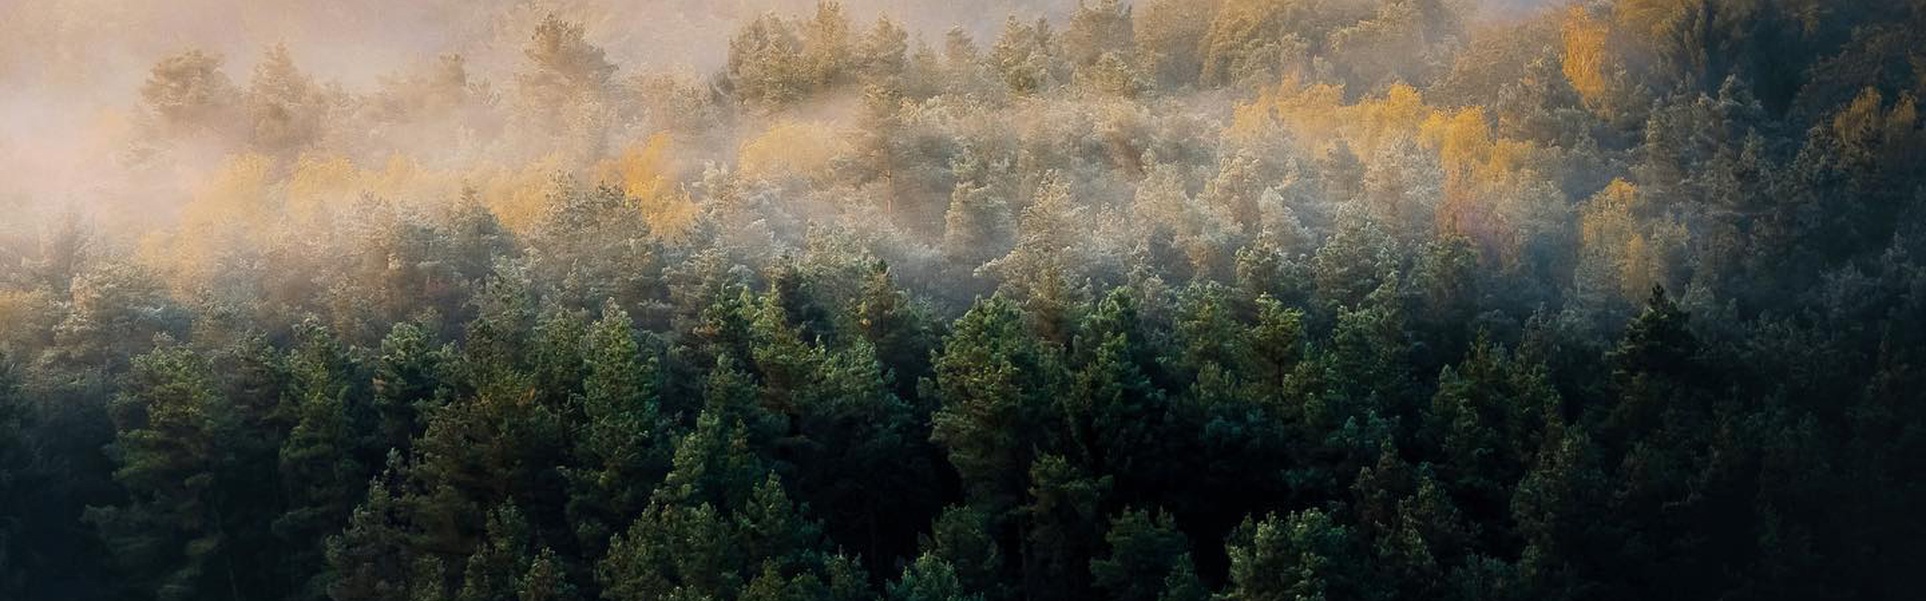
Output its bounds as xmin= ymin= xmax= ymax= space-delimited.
xmin=1 ymin=1 xmax=1924 ymax=601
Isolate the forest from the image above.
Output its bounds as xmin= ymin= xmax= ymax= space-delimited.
xmin=1 ymin=0 xmax=1923 ymax=600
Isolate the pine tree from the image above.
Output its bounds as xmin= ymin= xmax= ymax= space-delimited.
xmin=1090 ymin=508 xmax=1191 ymax=601
xmin=856 ymin=17 xmax=910 ymax=86
xmin=277 ymin=322 xmax=372 ymax=601
xmin=141 ymin=49 xmax=240 ymax=137
xmin=989 ymin=16 xmax=1063 ymax=95
xmin=516 ymin=15 xmax=615 ymax=130
xmin=566 ymin=303 xmax=666 ymax=551
xmin=888 ymin=553 xmax=983 ymax=601
xmin=920 ymin=505 xmax=1006 ymax=600
xmin=455 ymin=504 xmax=534 ymax=601
xmin=86 ymin=347 xmax=259 ymax=601
xmin=1425 ymin=335 xmax=1559 ymax=524
xmin=1020 ymin=455 xmax=1110 ymax=600
xmin=246 ymin=44 xmax=330 ymax=153
xmin=516 ymin=548 xmax=580 ymax=601
xmin=1223 ymin=508 xmax=1371 ymax=601
xmin=325 ymin=473 xmax=414 ymax=601
xmin=598 ymin=500 xmax=735 ymax=601
xmin=372 ymin=321 xmax=443 ymax=456
xmin=1063 ymin=0 xmax=1135 ymax=69
xmin=0 ymin=353 xmax=34 ymax=596
xmin=854 ymin=261 xmax=934 ymax=400
xmin=931 ymin=296 xmax=1057 ymax=510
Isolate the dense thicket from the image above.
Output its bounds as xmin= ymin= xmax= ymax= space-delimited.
xmin=3 ymin=1 xmax=1925 ymax=600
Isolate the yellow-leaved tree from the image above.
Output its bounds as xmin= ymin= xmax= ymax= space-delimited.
xmin=1579 ymin=179 xmax=1685 ymax=301
xmin=596 ymin=133 xmax=698 ymax=242
xmin=151 ymin=153 xmax=279 ymax=292
xmin=285 ymin=153 xmax=358 ymax=229
xmin=476 ymin=153 xmax=569 ymax=234
xmin=738 ymin=119 xmax=849 ymax=183
xmin=1560 ymin=5 xmax=1617 ymax=115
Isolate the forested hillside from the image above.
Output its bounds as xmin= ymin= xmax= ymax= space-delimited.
xmin=2 ymin=1 xmax=1924 ymax=600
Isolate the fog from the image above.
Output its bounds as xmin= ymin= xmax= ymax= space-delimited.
xmin=5 ymin=2 xmax=1924 ymax=601
xmin=0 ymin=0 xmax=1569 ymax=221
xmin=0 ymin=0 xmax=1083 ymax=221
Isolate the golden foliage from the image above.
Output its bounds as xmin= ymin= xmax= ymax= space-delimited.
xmin=144 ymin=153 xmax=279 ymax=290
xmin=179 ymin=153 xmax=277 ymax=242
xmin=367 ymin=154 xmax=458 ymax=206
xmin=1421 ymin=107 xmax=1535 ymax=250
xmin=1580 ymin=179 xmax=1683 ymax=300
xmin=1560 ymin=6 xmax=1616 ymax=114
xmin=595 ymin=133 xmax=699 ymax=242
xmin=475 ymin=153 xmax=569 ymax=234
xmin=1423 ymin=107 xmax=1532 ymax=185
xmin=1231 ymin=81 xmax=1535 ymax=192
xmin=596 ymin=133 xmax=674 ymax=202
xmin=1614 ymin=0 xmax=1688 ymax=39
xmin=1832 ymin=88 xmax=1920 ymax=163
xmin=1227 ymin=78 xmax=1345 ymax=148
xmin=286 ymin=153 xmax=358 ymax=226
xmin=287 ymin=153 xmax=460 ymax=226
xmin=738 ymin=119 xmax=849 ymax=182
xmin=1346 ymin=83 xmax=1429 ymax=152
xmin=0 ymin=289 xmax=55 ymax=351
xmin=1426 ymin=108 xmax=1493 ymax=175
xmin=1228 ymin=79 xmax=1551 ymax=262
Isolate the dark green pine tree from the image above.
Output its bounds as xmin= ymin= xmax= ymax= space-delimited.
xmin=276 ymin=321 xmax=373 ymax=601
xmin=700 ymin=355 xmax=788 ymax=457
xmin=749 ymin=284 xmax=822 ymax=424
xmin=733 ymin=475 xmax=875 ymax=601
xmin=371 ymin=320 xmax=445 ymax=456
xmin=692 ymin=283 xmax=760 ymax=371
xmin=1245 ymin=294 xmax=1306 ymax=399
xmin=1286 ymin=278 xmax=1410 ymax=502
xmin=527 ymin=307 xmax=589 ymax=409
xmin=455 ymin=504 xmax=535 ymax=601
xmin=85 ymin=346 xmax=264 ymax=601
xmin=1089 ymin=508 xmax=1193 ymax=601
xmin=1155 ymin=555 xmax=1208 ymax=601
xmin=1169 ymin=284 xmax=1246 ymax=382
xmin=463 ymin=268 xmax=538 ymax=396
xmin=597 ymin=500 xmax=735 ymax=601
xmin=1350 ymin=453 xmax=1471 ymax=601
xmin=785 ymin=338 xmax=936 ymax=572
xmin=1598 ymin=286 xmax=1758 ymax=600
xmin=1601 ymin=285 xmax=1705 ymax=444
xmin=1073 ymin=290 xmax=1180 ymax=501
xmin=600 ymin=444 xmax=848 ymax=601
xmin=405 ymin=384 xmax=570 ymax=564
xmin=1424 ymin=334 xmax=1560 ymax=529
xmin=516 ymin=547 xmax=580 ymax=601
xmin=1020 ymin=454 xmax=1111 ymax=601
xmin=730 ymin=475 xmax=824 ymax=576
xmin=0 ymin=352 xmax=33 ymax=595
xmin=1321 ymin=276 xmax=1414 ymax=417
xmin=565 ymin=303 xmax=667 ymax=553
xmin=1508 ymin=428 xmax=1607 ymax=601
xmin=1222 ymin=508 xmax=1373 ymax=601
xmin=931 ymin=296 xmax=1060 ymax=511
xmin=918 ymin=505 xmax=1006 ymax=601
xmin=852 ymin=261 xmax=936 ymax=400
xmin=325 ymin=469 xmax=415 ymax=601
xmin=656 ymin=406 xmax=767 ymax=512
xmin=888 ymin=553 xmax=984 ymax=601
